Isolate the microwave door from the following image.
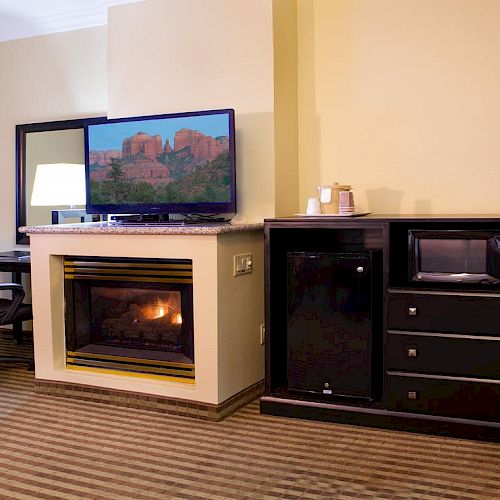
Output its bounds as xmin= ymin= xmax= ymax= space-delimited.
xmin=412 ymin=233 xmax=500 ymax=284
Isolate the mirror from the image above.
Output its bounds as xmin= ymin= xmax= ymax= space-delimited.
xmin=16 ymin=118 xmax=92 ymax=244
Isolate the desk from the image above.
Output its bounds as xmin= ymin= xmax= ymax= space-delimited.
xmin=0 ymin=251 xmax=31 ymax=343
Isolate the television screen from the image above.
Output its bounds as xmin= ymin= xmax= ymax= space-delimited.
xmin=84 ymin=109 xmax=235 ymax=217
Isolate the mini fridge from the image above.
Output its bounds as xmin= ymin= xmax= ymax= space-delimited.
xmin=287 ymin=251 xmax=380 ymax=400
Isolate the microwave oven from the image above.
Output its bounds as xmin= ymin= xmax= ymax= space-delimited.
xmin=409 ymin=230 xmax=500 ymax=285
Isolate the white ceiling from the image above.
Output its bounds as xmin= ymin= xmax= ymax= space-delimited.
xmin=0 ymin=0 xmax=141 ymax=43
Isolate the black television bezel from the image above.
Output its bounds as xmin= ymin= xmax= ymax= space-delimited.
xmin=84 ymin=108 xmax=236 ymax=216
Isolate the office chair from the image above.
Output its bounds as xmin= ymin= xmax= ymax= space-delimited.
xmin=0 ymin=283 xmax=34 ymax=370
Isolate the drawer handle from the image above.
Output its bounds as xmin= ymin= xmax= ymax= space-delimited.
xmin=407 ymin=391 xmax=418 ymax=400
xmin=408 ymin=307 xmax=418 ymax=316
xmin=407 ymin=348 xmax=418 ymax=358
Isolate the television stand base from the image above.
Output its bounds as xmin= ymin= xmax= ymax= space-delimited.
xmin=110 ymin=221 xmax=231 ymax=227
xmin=108 ymin=214 xmax=232 ymax=227
xmin=110 ymin=220 xmax=186 ymax=227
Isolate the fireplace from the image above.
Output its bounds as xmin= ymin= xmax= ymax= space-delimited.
xmin=64 ymin=256 xmax=194 ymax=381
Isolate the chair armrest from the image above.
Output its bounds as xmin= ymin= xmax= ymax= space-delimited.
xmin=0 ymin=283 xmax=25 ymax=293
xmin=0 ymin=283 xmax=26 ymax=325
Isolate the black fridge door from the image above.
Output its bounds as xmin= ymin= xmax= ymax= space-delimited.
xmin=287 ymin=252 xmax=376 ymax=399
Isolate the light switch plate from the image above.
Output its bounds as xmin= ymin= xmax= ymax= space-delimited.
xmin=233 ymin=253 xmax=252 ymax=276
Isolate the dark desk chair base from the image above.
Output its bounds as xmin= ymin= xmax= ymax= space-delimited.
xmin=0 ymin=283 xmax=34 ymax=371
xmin=13 ymin=320 xmax=25 ymax=344
xmin=1 ymin=356 xmax=34 ymax=371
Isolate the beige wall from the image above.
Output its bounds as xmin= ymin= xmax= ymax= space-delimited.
xmin=107 ymin=0 xmax=277 ymax=222
xmin=0 ymin=27 xmax=107 ymax=250
xmin=273 ymin=0 xmax=299 ymax=216
xmin=1 ymin=0 xmax=295 ymax=242
xmin=297 ymin=0 xmax=500 ymax=214
xmin=217 ymin=231 xmax=264 ymax=402
xmin=5 ymin=0 xmax=499 ymax=247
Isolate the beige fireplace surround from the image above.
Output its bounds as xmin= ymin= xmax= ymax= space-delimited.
xmin=21 ymin=222 xmax=265 ymax=419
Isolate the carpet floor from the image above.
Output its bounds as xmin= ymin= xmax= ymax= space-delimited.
xmin=0 ymin=333 xmax=499 ymax=499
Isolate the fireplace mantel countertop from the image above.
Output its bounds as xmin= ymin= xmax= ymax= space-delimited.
xmin=20 ymin=221 xmax=263 ymax=236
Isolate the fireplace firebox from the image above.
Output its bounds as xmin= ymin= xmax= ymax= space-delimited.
xmin=64 ymin=256 xmax=194 ymax=381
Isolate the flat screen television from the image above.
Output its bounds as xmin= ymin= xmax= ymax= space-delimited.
xmin=84 ymin=108 xmax=235 ymax=220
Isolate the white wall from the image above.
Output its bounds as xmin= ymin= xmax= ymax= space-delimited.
xmin=107 ymin=0 xmax=276 ymax=222
xmin=0 ymin=27 xmax=107 ymax=250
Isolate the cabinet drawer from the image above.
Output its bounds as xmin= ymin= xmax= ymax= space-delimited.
xmin=385 ymin=373 xmax=500 ymax=421
xmin=387 ymin=292 xmax=500 ymax=335
xmin=387 ymin=331 xmax=500 ymax=378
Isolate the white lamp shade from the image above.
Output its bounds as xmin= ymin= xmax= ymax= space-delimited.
xmin=31 ymin=163 xmax=86 ymax=206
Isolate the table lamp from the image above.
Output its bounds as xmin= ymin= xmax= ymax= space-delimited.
xmin=30 ymin=163 xmax=93 ymax=224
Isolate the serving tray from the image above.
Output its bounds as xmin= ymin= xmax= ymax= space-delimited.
xmin=294 ymin=212 xmax=372 ymax=217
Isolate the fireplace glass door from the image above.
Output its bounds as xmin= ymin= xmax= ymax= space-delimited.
xmin=64 ymin=256 xmax=194 ymax=381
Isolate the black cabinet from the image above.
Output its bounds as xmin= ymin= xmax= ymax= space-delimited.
xmin=263 ymin=221 xmax=386 ymax=400
xmin=261 ymin=215 xmax=500 ymax=442
xmin=386 ymin=330 xmax=500 ymax=378
xmin=385 ymin=373 xmax=500 ymax=421
xmin=287 ymin=252 xmax=379 ymax=399
xmin=387 ymin=291 xmax=500 ymax=335
xmin=385 ymin=288 xmax=500 ymax=422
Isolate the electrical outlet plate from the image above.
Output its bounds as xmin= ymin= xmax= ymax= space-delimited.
xmin=233 ymin=253 xmax=252 ymax=276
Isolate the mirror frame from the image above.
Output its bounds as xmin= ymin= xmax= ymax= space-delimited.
xmin=16 ymin=118 xmax=92 ymax=244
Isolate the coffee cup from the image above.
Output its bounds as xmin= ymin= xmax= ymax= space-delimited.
xmin=338 ymin=190 xmax=355 ymax=215
xmin=306 ymin=197 xmax=321 ymax=215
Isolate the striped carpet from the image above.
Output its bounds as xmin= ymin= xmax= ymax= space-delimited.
xmin=0 ymin=333 xmax=499 ymax=499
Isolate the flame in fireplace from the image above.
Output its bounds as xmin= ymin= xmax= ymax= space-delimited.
xmin=137 ymin=294 xmax=183 ymax=322
xmin=142 ymin=300 xmax=171 ymax=320
xmin=155 ymin=306 xmax=166 ymax=319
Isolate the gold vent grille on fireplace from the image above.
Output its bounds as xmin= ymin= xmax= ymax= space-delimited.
xmin=64 ymin=257 xmax=193 ymax=284
xmin=66 ymin=351 xmax=195 ymax=382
